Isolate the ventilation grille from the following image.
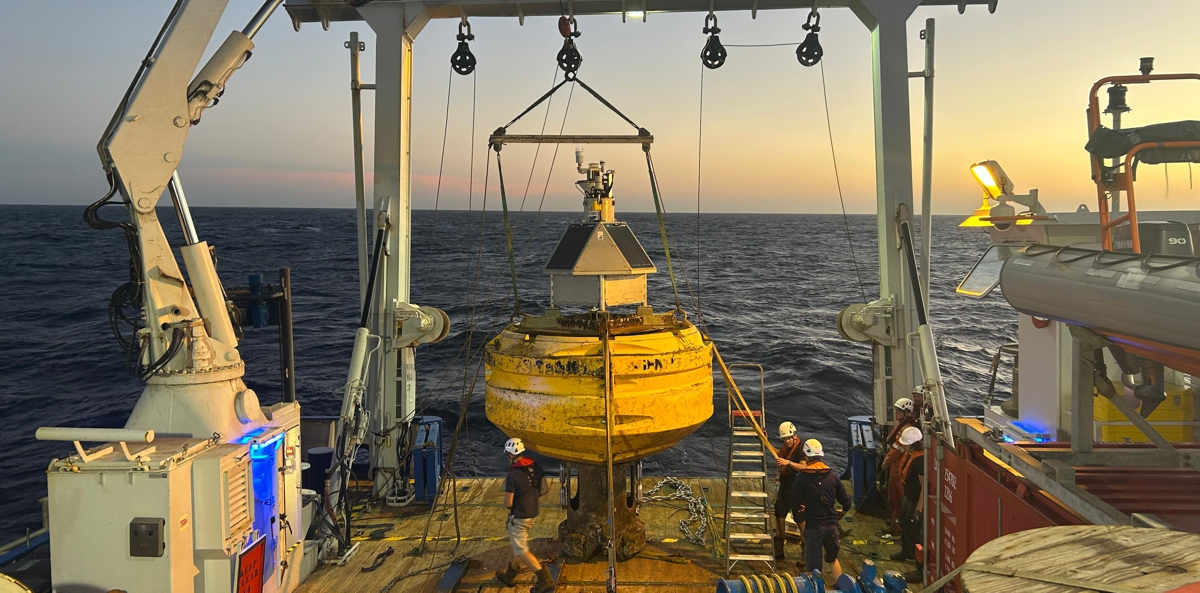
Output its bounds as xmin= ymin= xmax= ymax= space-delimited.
xmin=224 ymin=459 xmax=252 ymax=537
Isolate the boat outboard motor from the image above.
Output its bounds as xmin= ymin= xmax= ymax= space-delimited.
xmin=1113 ymin=221 xmax=1195 ymax=255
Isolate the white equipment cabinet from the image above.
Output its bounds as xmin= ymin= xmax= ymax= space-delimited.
xmin=46 ymin=404 xmax=302 ymax=593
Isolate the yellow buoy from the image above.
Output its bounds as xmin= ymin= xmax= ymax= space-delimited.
xmin=486 ymin=311 xmax=713 ymax=464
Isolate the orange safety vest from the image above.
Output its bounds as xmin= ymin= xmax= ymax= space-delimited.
xmin=887 ymin=450 xmax=924 ymax=519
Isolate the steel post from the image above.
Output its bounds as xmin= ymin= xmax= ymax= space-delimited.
xmin=918 ymin=18 xmax=934 ymax=305
xmin=359 ymin=4 xmax=428 ymax=497
xmin=1069 ymin=332 xmax=1095 ymax=454
xmin=851 ymin=0 xmax=923 ymax=422
xmin=347 ymin=32 xmax=370 ymax=310
xmin=279 ymin=267 xmax=296 ymax=403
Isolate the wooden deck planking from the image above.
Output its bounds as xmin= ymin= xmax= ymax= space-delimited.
xmin=297 ymin=477 xmax=922 ymax=593
xmin=961 ymin=525 xmax=1200 ymax=592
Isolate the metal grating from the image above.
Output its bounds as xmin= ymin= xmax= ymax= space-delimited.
xmin=605 ymin=223 xmax=654 ymax=269
xmin=546 ymin=224 xmax=596 ymax=270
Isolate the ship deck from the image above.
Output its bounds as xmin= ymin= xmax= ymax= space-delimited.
xmin=298 ymin=477 xmax=919 ymax=593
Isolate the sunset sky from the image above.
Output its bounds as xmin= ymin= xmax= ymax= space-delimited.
xmin=4 ymin=1 xmax=1200 ymax=214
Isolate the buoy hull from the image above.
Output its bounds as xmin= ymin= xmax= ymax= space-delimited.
xmin=485 ymin=314 xmax=713 ymax=465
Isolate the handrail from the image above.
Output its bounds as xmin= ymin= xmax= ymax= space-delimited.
xmin=1104 ymin=139 xmax=1200 ymax=253
xmin=1087 ymin=74 xmax=1200 ymax=133
xmin=1086 ymin=72 xmax=1200 ymax=253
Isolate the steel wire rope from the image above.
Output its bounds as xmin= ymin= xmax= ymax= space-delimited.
xmin=493 ymin=150 xmax=523 ymax=316
xmin=449 ymin=79 xmax=578 ymax=474
xmin=695 ymin=63 xmax=705 ymax=325
xmin=417 ymin=71 xmax=485 ymax=554
xmin=724 ymin=41 xmax=803 ymax=47
xmin=451 ymin=72 xmax=572 ymax=466
xmin=644 ymin=151 xmax=685 ymax=311
xmin=819 ymin=60 xmax=869 ymax=304
xmin=414 ymin=79 xmax=579 ymax=551
xmin=514 ymin=82 xmax=576 ymax=272
xmin=513 ymin=66 xmax=562 ymax=227
xmin=418 ymin=68 xmax=456 ymax=302
xmin=415 ymin=150 xmax=491 ymax=554
xmin=646 ymin=153 xmax=702 ymax=321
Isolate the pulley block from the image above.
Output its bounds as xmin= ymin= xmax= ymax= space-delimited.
xmin=450 ymin=21 xmax=476 ymax=75
xmin=796 ymin=10 xmax=823 ymax=67
xmin=700 ymin=13 xmax=727 ymax=69
xmin=557 ymin=16 xmax=583 ymax=76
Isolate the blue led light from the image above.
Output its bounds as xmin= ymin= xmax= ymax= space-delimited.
xmin=248 ymin=432 xmax=285 ymax=459
xmin=1011 ymin=420 xmax=1046 ymax=435
xmin=233 ymin=427 xmax=269 ymax=445
xmin=1002 ymin=434 xmax=1016 ymax=443
xmin=250 ymin=432 xmax=282 ymax=581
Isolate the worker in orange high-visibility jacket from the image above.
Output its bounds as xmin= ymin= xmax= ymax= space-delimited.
xmin=881 ymin=394 xmax=919 ymax=531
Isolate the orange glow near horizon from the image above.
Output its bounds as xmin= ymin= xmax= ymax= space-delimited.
xmin=5 ymin=1 xmax=1200 ymax=213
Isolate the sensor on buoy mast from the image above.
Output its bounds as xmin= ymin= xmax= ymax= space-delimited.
xmin=485 ymin=151 xmax=714 ymax=560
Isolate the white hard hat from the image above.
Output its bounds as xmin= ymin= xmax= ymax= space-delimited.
xmin=894 ymin=397 xmax=915 ymax=412
xmin=899 ymin=426 xmax=923 ymax=446
xmin=504 ymin=438 xmax=525 ymax=456
xmin=802 ymin=439 xmax=824 ymax=458
xmin=779 ymin=421 xmax=798 ymax=439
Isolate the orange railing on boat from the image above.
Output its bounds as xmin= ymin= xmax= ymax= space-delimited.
xmin=1087 ymin=73 xmax=1200 ymax=253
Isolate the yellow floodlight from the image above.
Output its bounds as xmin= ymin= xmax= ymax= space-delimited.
xmin=959 ymin=198 xmax=994 ymax=227
xmin=970 ymin=160 xmax=1014 ymax=199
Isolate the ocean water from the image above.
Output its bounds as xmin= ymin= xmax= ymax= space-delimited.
xmin=0 ymin=205 xmax=1014 ymax=542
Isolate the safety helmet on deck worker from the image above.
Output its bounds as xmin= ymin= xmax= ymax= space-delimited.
xmin=894 ymin=397 xmax=915 ymax=413
xmin=504 ymin=438 xmax=526 ymax=456
xmin=779 ymin=422 xmax=798 ymax=439
xmin=898 ymin=426 xmax=923 ymax=447
xmin=802 ymin=439 xmax=824 ymax=458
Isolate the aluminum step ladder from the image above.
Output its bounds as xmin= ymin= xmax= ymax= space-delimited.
xmin=723 ymin=363 xmax=775 ymax=573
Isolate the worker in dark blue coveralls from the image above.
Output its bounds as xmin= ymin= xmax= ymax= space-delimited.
xmin=790 ymin=438 xmax=849 ymax=582
xmin=494 ymin=438 xmax=554 ymax=593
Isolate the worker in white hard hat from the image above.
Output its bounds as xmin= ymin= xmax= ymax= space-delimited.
xmin=496 ymin=438 xmax=554 ymax=592
xmin=882 ymin=392 xmax=920 ymax=531
xmin=890 ymin=426 xmax=926 ymax=583
xmin=772 ymin=421 xmax=807 ymax=560
xmin=790 ymin=439 xmax=848 ymax=581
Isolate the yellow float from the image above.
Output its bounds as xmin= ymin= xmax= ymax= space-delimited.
xmin=484 ymin=150 xmax=713 ymax=560
xmin=485 ymin=310 xmax=712 ymax=464
xmin=485 ymin=151 xmax=713 ymax=466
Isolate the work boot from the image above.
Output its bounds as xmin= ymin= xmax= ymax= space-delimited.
xmin=903 ymin=567 xmax=923 ymax=583
xmin=773 ymin=536 xmax=786 ymax=560
xmin=494 ymin=564 xmax=518 ymax=588
xmin=530 ymin=566 xmax=555 ymax=593
xmin=890 ymin=549 xmax=915 ymax=562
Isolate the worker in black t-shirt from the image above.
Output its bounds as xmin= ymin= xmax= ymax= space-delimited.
xmin=790 ymin=439 xmax=849 ymax=582
xmin=494 ymin=438 xmax=554 ymax=593
xmin=773 ymin=421 xmax=806 ymax=560
xmin=889 ymin=426 xmax=926 ymax=583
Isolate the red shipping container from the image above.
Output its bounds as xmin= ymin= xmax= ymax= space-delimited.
xmin=923 ymin=442 xmax=1084 ymax=591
